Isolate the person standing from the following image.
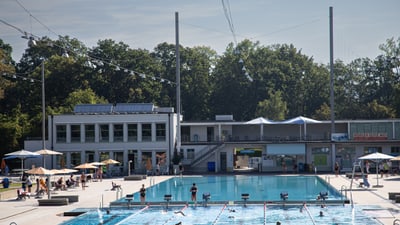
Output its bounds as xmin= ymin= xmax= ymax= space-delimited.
xmin=179 ymin=163 xmax=184 ymax=177
xmin=190 ymin=183 xmax=198 ymax=202
xmin=365 ymin=160 xmax=370 ymax=173
xmin=140 ymin=184 xmax=146 ymax=204
xmin=21 ymin=173 xmax=27 ymax=191
xmin=334 ymin=162 xmax=340 ymax=177
xmin=26 ymin=175 xmax=33 ymax=193
xmin=80 ymin=172 xmax=86 ymax=190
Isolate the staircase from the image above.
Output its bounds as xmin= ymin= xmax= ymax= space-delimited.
xmin=189 ymin=143 xmax=225 ymax=168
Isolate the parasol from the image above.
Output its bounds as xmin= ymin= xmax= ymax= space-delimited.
xmin=5 ymin=150 xmax=41 ymax=173
xmin=26 ymin=167 xmax=55 ymax=175
xmin=101 ymin=159 xmax=120 ymax=165
xmin=74 ymin=163 xmax=98 ymax=169
xmin=35 ymin=148 xmax=63 ymax=168
xmin=359 ymin=152 xmax=394 ymax=187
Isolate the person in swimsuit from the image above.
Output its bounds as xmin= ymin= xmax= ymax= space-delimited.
xmin=140 ymin=184 xmax=146 ymax=204
xmin=190 ymin=183 xmax=197 ymax=202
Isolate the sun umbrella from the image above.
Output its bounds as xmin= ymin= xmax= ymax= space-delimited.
xmin=35 ymin=148 xmax=62 ymax=168
xmin=5 ymin=150 xmax=41 ymax=173
xmin=101 ymin=159 xmax=120 ymax=165
xmin=359 ymin=152 xmax=394 ymax=187
xmin=26 ymin=167 xmax=55 ymax=175
xmin=51 ymin=168 xmax=78 ymax=174
xmin=74 ymin=163 xmax=98 ymax=169
xmin=390 ymin=156 xmax=400 ymax=161
xmin=91 ymin=162 xmax=106 ymax=166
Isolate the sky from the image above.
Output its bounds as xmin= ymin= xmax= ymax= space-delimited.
xmin=1 ymin=0 xmax=399 ymax=64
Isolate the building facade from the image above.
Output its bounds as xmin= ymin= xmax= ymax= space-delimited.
xmin=24 ymin=104 xmax=400 ymax=175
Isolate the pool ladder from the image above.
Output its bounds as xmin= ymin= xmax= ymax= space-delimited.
xmin=340 ymin=185 xmax=348 ymax=199
xmin=116 ymin=187 xmax=123 ymax=200
xmin=325 ymin=176 xmax=330 ymax=184
xmin=149 ymin=177 xmax=155 ymax=186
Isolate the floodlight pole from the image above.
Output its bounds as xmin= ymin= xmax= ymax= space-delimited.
xmin=175 ymin=12 xmax=181 ymax=161
xmin=329 ymin=7 xmax=336 ymax=170
xmin=41 ymin=61 xmax=47 ymax=168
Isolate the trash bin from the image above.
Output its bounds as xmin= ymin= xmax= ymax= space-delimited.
xmin=207 ymin=162 xmax=215 ymax=172
xmin=2 ymin=178 xmax=10 ymax=188
xmin=298 ymin=163 xmax=304 ymax=172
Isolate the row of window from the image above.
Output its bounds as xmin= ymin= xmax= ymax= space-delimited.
xmin=56 ymin=123 xmax=166 ymax=143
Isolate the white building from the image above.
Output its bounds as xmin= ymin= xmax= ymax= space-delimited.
xmin=24 ymin=103 xmax=400 ymax=175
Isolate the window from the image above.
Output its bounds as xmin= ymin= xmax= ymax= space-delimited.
xmin=85 ymin=150 xmax=95 ymax=163
xmin=71 ymin=125 xmax=80 ymax=142
xmin=364 ymin=147 xmax=382 ymax=154
xmin=56 ymin=125 xmax=66 ymax=143
xmin=187 ymin=149 xmax=195 ymax=159
xmin=391 ymin=146 xmax=400 ymax=154
xmin=85 ymin=124 xmax=95 ymax=142
xmin=99 ymin=124 xmax=109 ymax=142
xmin=113 ymin=124 xmax=123 ymax=142
xmin=71 ymin=152 xmax=81 ymax=167
xmin=127 ymin=124 xmax=137 ymax=142
xmin=142 ymin=123 xmax=152 ymax=141
xmin=156 ymin=123 xmax=166 ymax=141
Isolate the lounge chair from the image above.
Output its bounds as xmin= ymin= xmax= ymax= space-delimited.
xmin=111 ymin=182 xmax=122 ymax=191
xmin=17 ymin=189 xmax=30 ymax=200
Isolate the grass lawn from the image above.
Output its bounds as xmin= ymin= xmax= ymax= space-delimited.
xmin=0 ymin=182 xmax=22 ymax=193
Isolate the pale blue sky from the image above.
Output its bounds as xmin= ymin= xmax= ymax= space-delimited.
xmin=1 ymin=0 xmax=399 ymax=64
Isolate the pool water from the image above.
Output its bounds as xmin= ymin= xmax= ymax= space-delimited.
xmin=120 ymin=175 xmax=343 ymax=202
xmin=60 ymin=204 xmax=380 ymax=225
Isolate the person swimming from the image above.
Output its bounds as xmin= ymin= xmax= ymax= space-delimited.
xmin=174 ymin=210 xmax=186 ymax=216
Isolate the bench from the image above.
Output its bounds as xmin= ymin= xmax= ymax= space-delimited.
xmin=388 ymin=192 xmax=400 ymax=200
xmin=38 ymin=198 xmax=69 ymax=206
xmin=124 ymin=175 xmax=146 ymax=181
xmin=52 ymin=195 xmax=79 ymax=203
xmin=395 ymin=195 xmax=400 ymax=203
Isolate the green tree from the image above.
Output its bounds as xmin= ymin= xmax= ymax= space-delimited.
xmin=255 ymin=90 xmax=287 ymax=120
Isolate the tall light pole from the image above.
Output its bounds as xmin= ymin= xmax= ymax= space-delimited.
xmin=175 ymin=12 xmax=181 ymax=163
xmin=41 ymin=61 xmax=46 ymax=152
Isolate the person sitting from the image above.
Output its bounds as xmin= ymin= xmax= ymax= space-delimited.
xmin=111 ymin=181 xmax=121 ymax=191
xmin=55 ymin=177 xmax=66 ymax=190
xmin=37 ymin=177 xmax=47 ymax=196
xmin=66 ymin=174 xmax=76 ymax=188
xmin=17 ymin=188 xmax=30 ymax=200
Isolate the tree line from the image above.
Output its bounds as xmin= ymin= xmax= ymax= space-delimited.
xmin=0 ymin=36 xmax=399 ymax=154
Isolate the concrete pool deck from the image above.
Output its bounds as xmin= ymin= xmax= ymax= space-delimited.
xmin=0 ymin=173 xmax=399 ymax=225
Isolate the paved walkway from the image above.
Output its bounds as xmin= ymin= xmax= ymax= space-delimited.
xmin=0 ymin=173 xmax=399 ymax=225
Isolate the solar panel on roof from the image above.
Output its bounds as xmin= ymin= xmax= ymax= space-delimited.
xmin=74 ymin=104 xmax=113 ymax=114
xmin=114 ymin=103 xmax=154 ymax=113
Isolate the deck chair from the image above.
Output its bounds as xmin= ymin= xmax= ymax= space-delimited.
xmin=111 ymin=182 xmax=122 ymax=191
xmin=17 ymin=189 xmax=30 ymax=200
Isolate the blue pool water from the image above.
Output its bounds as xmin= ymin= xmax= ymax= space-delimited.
xmin=121 ymin=175 xmax=343 ymax=202
xmin=60 ymin=205 xmax=380 ymax=225
xmin=59 ymin=175 xmax=382 ymax=225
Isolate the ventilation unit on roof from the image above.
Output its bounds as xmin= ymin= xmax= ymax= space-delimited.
xmin=215 ymin=115 xmax=233 ymax=121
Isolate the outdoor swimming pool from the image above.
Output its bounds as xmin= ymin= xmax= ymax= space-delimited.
xmin=59 ymin=175 xmax=381 ymax=224
xmin=118 ymin=175 xmax=343 ymax=202
xmin=60 ymin=204 xmax=381 ymax=225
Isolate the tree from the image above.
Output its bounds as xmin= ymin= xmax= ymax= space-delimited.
xmin=255 ymin=90 xmax=287 ymax=120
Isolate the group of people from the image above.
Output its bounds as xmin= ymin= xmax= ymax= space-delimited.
xmin=137 ymin=182 xmax=198 ymax=205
